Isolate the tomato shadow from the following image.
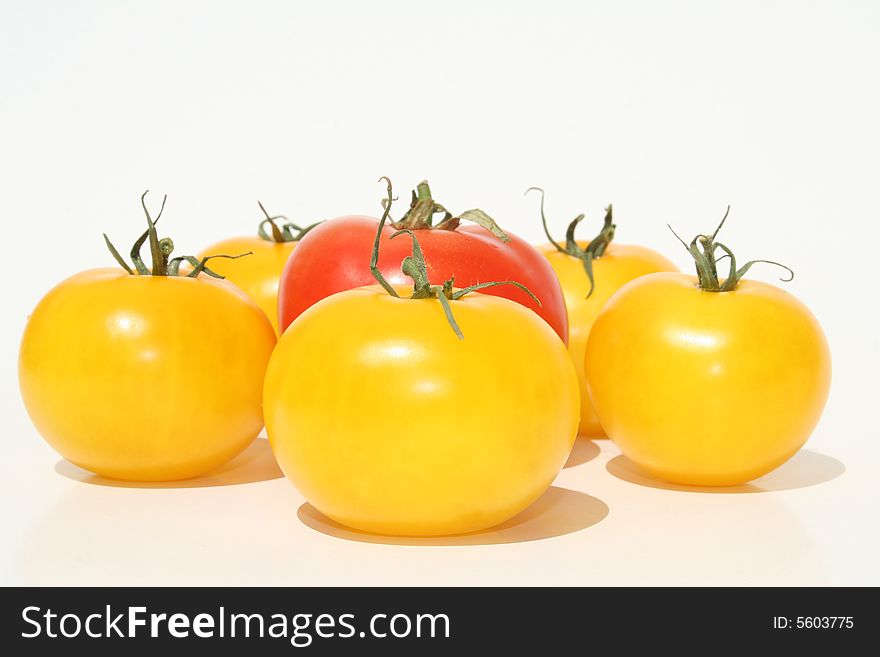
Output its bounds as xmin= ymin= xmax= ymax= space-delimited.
xmin=53 ymin=437 xmax=284 ymax=488
xmin=296 ymin=485 xmax=609 ymax=546
xmin=605 ymin=449 xmax=845 ymax=494
xmin=563 ymin=438 xmax=601 ymax=468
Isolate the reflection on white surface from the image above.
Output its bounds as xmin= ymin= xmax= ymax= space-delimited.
xmin=296 ymin=486 xmax=609 ymax=546
xmin=606 ymin=450 xmax=845 ymax=494
xmin=10 ymin=440 xmax=838 ymax=586
xmin=54 ymin=438 xmax=284 ymax=489
xmin=564 ymin=438 xmax=601 ymax=469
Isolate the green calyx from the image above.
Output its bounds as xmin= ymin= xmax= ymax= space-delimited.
xmin=526 ymin=187 xmax=614 ymax=298
xmin=386 ymin=179 xmax=510 ymax=242
xmin=669 ymin=206 xmax=794 ymax=292
xmin=370 ymin=177 xmax=540 ymax=339
xmin=256 ymin=201 xmax=322 ymax=243
xmin=103 ymin=191 xmax=251 ymax=278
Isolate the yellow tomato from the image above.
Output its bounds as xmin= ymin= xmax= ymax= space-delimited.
xmin=264 ymin=285 xmax=580 ymax=536
xmin=19 ymin=269 xmax=276 ymax=481
xmin=541 ymin=241 xmax=676 ymax=437
xmin=197 ymin=237 xmax=296 ymax=335
xmin=585 ymin=272 xmax=831 ymax=485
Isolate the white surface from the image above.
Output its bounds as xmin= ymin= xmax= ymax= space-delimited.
xmin=1 ymin=0 xmax=878 ymax=586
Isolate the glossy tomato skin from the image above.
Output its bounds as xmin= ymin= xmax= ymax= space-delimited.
xmin=585 ymin=272 xmax=831 ymax=485
xmin=19 ymin=269 xmax=276 ymax=481
xmin=265 ymin=285 xmax=579 ymax=536
xmin=198 ymin=237 xmax=296 ymax=335
xmin=540 ymin=242 xmax=677 ymax=437
xmin=277 ymin=216 xmax=569 ymax=343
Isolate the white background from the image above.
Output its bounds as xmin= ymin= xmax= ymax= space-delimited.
xmin=1 ymin=0 xmax=878 ymax=585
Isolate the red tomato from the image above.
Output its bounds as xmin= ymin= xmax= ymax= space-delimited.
xmin=277 ymin=180 xmax=569 ymax=342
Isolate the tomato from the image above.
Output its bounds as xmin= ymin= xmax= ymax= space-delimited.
xmin=197 ymin=237 xmax=292 ymax=334
xmin=530 ymin=189 xmax=677 ymax=437
xmin=198 ymin=203 xmax=319 ymax=335
xmin=18 ymin=193 xmax=276 ymax=481
xmin=264 ymin=216 xmax=579 ymax=536
xmin=278 ymin=179 xmax=568 ymax=342
xmin=584 ymin=212 xmax=830 ymax=485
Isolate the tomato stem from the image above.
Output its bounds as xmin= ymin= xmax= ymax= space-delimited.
xmin=167 ymin=252 xmax=253 ymax=277
xmin=526 ymin=187 xmax=614 ymax=298
xmin=370 ymin=177 xmax=401 ymax=298
xmin=370 ymin=178 xmax=540 ymax=339
xmin=103 ymin=191 xmax=252 ymax=278
xmin=416 ymin=180 xmax=433 ymax=202
xmin=392 ymin=179 xmax=510 ymax=242
xmin=668 ymin=206 xmax=794 ymax=292
xmin=256 ymin=201 xmax=322 ymax=243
